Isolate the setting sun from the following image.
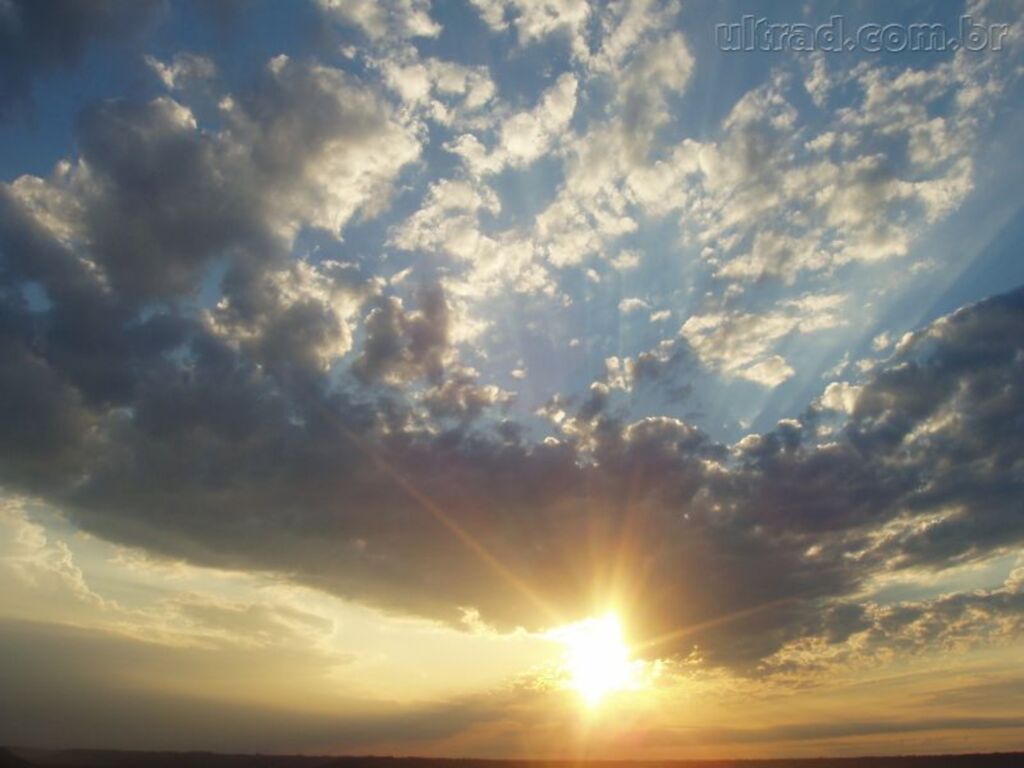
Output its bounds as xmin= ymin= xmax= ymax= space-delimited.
xmin=556 ymin=613 xmax=638 ymax=706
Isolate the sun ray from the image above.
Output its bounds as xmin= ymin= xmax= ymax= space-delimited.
xmin=337 ymin=421 xmax=562 ymax=625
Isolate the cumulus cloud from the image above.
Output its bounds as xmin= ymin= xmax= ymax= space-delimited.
xmin=222 ymin=56 xmax=421 ymax=240
xmin=318 ymin=0 xmax=441 ymax=42
xmin=385 ymin=0 xmax=697 ymax=320
xmin=470 ymin=0 xmax=591 ymax=58
xmin=448 ymin=73 xmax=578 ymax=175
xmin=206 ymin=258 xmax=380 ymax=378
xmin=611 ymin=249 xmax=641 ymax=271
xmin=618 ymin=297 xmax=649 ymax=314
xmin=0 ymin=0 xmax=161 ymax=117
xmin=391 ymin=178 xmax=501 ymax=260
xmin=531 ymin=25 xmax=695 ymax=268
xmin=390 ymin=177 xmax=554 ymax=299
xmin=352 ymin=283 xmax=451 ymax=386
xmin=423 ymin=365 xmax=515 ymax=422
xmin=681 ymin=51 xmax=1002 ymax=284
xmin=0 ymin=54 xmax=421 ymax=426
xmin=6 ymin=150 xmax=1023 ymax=674
xmin=0 ymin=498 xmax=105 ymax=612
xmin=4 ymin=56 xmax=418 ymax=302
xmin=680 ymin=294 xmax=845 ymax=387
xmin=376 ymin=53 xmax=496 ymax=126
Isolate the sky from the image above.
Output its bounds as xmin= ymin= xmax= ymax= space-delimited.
xmin=1 ymin=0 xmax=1023 ymax=760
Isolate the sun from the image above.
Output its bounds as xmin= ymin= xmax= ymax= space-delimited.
xmin=555 ymin=612 xmax=637 ymax=707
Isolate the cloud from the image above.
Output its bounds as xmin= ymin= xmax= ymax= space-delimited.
xmin=4 ymin=177 xmax=1023 ymax=674
xmin=611 ymin=249 xmax=641 ymax=271
xmin=423 ymin=365 xmax=515 ymax=423
xmin=318 ymin=0 xmax=441 ymax=42
xmin=530 ymin=25 xmax=695 ymax=268
xmin=222 ymin=56 xmax=422 ymax=241
xmin=0 ymin=617 xmax=359 ymax=753
xmin=0 ymin=54 xmax=417 ymax=416
xmin=384 ymin=2 xmax=697 ymax=325
xmin=0 ymin=0 xmax=161 ymax=118
xmin=618 ymin=297 xmax=649 ymax=314
xmin=694 ymin=715 xmax=1024 ymax=745
xmin=0 ymin=498 xmax=105 ymax=613
xmin=391 ymin=178 xmax=501 ymax=260
xmin=376 ymin=53 xmax=496 ymax=126
xmin=741 ymin=356 xmax=795 ymax=388
xmin=390 ymin=177 xmax=555 ymax=299
xmin=1 ymin=12 xmax=1023 ymax=686
xmin=206 ymin=258 xmax=379 ymax=378
xmin=352 ymin=283 xmax=451 ymax=386
xmin=470 ymin=0 xmax=591 ymax=59
xmin=4 ymin=56 xmax=418 ymax=302
xmin=448 ymin=73 xmax=578 ymax=175
xmin=144 ymin=52 xmax=217 ymax=92
xmin=762 ymin=561 xmax=1024 ymax=679
xmin=820 ymin=381 xmax=863 ymax=414
xmin=680 ymin=294 xmax=845 ymax=387
xmin=681 ymin=50 xmax=1005 ymax=284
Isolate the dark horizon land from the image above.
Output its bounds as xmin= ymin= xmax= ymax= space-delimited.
xmin=4 ymin=750 xmax=1024 ymax=768
xmin=5 ymin=749 xmax=1024 ymax=768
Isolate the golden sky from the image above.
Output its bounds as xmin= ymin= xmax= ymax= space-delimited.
xmin=2 ymin=497 xmax=1022 ymax=757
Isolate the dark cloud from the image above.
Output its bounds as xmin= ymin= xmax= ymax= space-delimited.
xmin=0 ymin=0 xmax=161 ymax=119
xmin=4 ymin=269 xmax=1024 ymax=673
xmin=422 ymin=365 xmax=514 ymax=423
xmin=353 ymin=284 xmax=451 ymax=386
xmin=1 ymin=45 xmax=1022 ymax=673
xmin=0 ymin=327 xmax=94 ymax=487
xmin=73 ymin=96 xmax=274 ymax=301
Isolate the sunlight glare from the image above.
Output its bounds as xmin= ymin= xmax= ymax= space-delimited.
xmin=556 ymin=612 xmax=637 ymax=707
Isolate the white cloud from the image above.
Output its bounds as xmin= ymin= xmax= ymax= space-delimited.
xmin=681 ymin=294 xmax=846 ymax=388
xmin=803 ymin=53 xmax=830 ymax=108
xmin=472 ymin=0 xmax=591 ymax=58
xmin=377 ymin=53 xmax=496 ymax=126
xmin=221 ymin=56 xmax=422 ymax=241
xmin=449 ymin=73 xmax=578 ymax=175
xmin=611 ymin=249 xmax=641 ymax=271
xmin=391 ymin=178 xmax=501 ymax=261
xmin=820 ymin=381 xmax=862 ymax=414
xmin=204 ymin=258 xmax=378 ymax=371
xmin=391 ymin=177 xmax=554 ymax=300
xmin=318 ymin=0 xmax=441 ymax=41
xmin=619 ymin=297 xmax=649 ymax=314
xmin=741 ymin=355 xmax=795 ymax=387
xmin=662 ymin=51 xmax=1002 ymax=285
xmin=529 ymin=29 xmax=695 ymax=267
xmin=872 ymin=331 xmax=893 ymax=352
